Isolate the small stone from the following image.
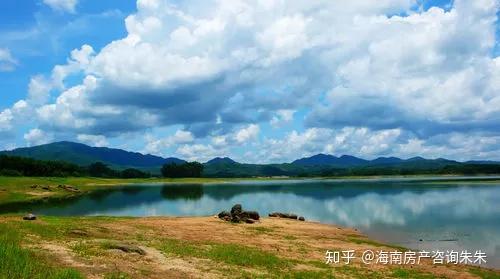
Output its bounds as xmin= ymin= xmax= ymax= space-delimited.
xmin=218 ymin=211 xmax=230 ymax=219
xmin=23 ymin=213 xmax=37 ymax=221
xmin=106 ymin=243 xmax=146 ymax=255
xmin=298 ymin=216 xmax=305 ymax=221
xmin=69 ymin=229 xmax=89 ymax=237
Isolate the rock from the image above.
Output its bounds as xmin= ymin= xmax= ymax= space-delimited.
xmin=268 ymin=212 xmax=300 ymax=220
xmin=23 ymin=213 xmax=37 ymax=221
xmin=57 ymin=185 xmax=80 ymax=192
xmin=230 ymin=204 xmax=243 ymax=216
xmin=231 ymin=215 xmax=241 ymax=223
xmin=223 ymin=216 xmax=231 ymax=222
xmin=245 ymin=211 xmax=260 ymax=220
xmin=298 ymin=216 xmax=305 ymax=221
xmin=69 ymin=229 xmax=89 ymax=237
xmin=106 ymin=243 xmax=146 ymax=255
xmin=245 ymin=218 xmax=256 ymax=224
xmin=218 ymin=211 xmax=231 ymax=219
xmin=41 ymin=186 xmax=51 ymax=191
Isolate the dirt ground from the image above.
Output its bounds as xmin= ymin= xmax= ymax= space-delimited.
xmin=2 ymin=216 xmax=498 ymax=278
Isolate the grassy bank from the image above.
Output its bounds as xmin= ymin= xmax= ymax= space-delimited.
xmin=0 ymin=215 xmax=498 ymax=278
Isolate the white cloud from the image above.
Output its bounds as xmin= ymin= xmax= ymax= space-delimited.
xmin=24 ymin=129 xmax=53 ymax=147
xmin=77 ymin=134 xmax=108 ymax=147
xmin=0 ymin=48 xmax=17 ymax=72
xmin=144 ymin=130 xmax=194 ymax=155
xmin=43 ymin=0 xmax=78 ymax=13
xmin=270 ymin=109 xmax=295 ymax=127
xmin=234 ymin=124 xmax=260 ymax=143
xmin=2 ymin=0 xmax=500 ymax=161
xmin=176 ymin=144 xmax=221 ymax=162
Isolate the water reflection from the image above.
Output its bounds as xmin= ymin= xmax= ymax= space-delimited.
xmin=11 ymin=180 xmax=500 ymax=268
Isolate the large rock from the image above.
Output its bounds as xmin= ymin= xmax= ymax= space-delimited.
xmin=230 ymin=204 xmax=242 ymax=216
xmin=23 ymin=213 xmax=37 ymax=221
xmin=244 ymin=211 xmax=260 ymax=220
xmin=298 ymin=216 xmax=305 ymax=221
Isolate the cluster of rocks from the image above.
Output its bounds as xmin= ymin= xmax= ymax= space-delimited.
xmin=30 ymin=184 xmax=52 ymax=191
xmin=30 ymin=184 xmax=80 ymax=193
xmin=218 ymin=204 xmax=260 ymax=224
xmin=269 ymin=212 xmax=305 ymax=221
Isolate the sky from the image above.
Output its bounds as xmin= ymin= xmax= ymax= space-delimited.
xmin=0 ymin=0 xmax=499 ymax=163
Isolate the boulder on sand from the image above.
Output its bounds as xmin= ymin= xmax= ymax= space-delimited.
xmin=298 ymin=216 xmax=305 ymax=221
xmin=230 ymin=204 xmax=242 ymax=216
xmin=269 ymin=212 xmax=301 ymax=220
xmin=23 ymin=213 xmax=37 ymax=221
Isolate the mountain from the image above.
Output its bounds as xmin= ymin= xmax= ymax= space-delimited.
xmin=292 ymin=153 xmax=463 ymax=168
xmin=205 ymin=157 xmax=238 ymax=165
xmin=292 ymin=154 xmax=367 ymax=166
xmin=0 ymin=141 xmax=185 ymax=169
xmin=370 ymin=157 xmax=404 ymax=165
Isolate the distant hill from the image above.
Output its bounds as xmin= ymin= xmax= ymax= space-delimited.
xmin=205 ymin=157 xmax=238 ymax=165
xmin=0 ymin=141 xmax=185 ymax=170
xmin=292 ymin=153 xmax=462 ymax=168
xmin=292 ymin=154 xmax=368 ymax=166
xmin=1 ymin=142 xmax=499 ymax=178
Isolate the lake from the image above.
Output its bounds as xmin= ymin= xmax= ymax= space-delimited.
xmin=20 ymin=177 xmax=500 ymax=268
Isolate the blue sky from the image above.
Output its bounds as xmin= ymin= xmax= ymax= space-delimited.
xmin=0 ymin=0 xmax=499 ymax=163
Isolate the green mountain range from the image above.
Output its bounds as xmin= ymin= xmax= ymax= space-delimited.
xmin=1 ymin=141 xmax=499 ymax=177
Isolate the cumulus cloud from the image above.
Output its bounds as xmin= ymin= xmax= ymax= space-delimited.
xmin=0 ymin=48 xmax=17 ymax=72
xmin=43 ymin=0 xmax=78 ymax=13
xmin=24 ymin=129 xmax=53 ymax=147
xmin=77 ymin=134 xmax=108 ymax=147
xmin=144 ymin=130 xmax=194 ymax=155
xmin=1 ymin=0 xmax=500 ymax=161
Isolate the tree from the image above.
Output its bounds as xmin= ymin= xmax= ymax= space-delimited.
xmin=161 ymin=162 xmax=204 ymax=178
xmin=88 ymin=162 xmax=119 ymax=177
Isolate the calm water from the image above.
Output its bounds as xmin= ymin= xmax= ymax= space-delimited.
xmin=21 ymin=178 xmax=500 ymax=268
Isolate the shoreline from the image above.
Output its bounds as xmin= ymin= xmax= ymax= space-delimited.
xmin=0 ymin=214 xmax=498 ymax=278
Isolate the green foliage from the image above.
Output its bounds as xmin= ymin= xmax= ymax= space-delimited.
xmin=0 ymin=155 xmax=150 ymax=179
xmin=0 ymin=155 xmax=84 ymax=177
xmin=161 ymin=162 xmax=203 ymax=178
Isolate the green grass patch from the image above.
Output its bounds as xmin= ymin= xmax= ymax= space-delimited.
xmin=160 ymin=238 xmax=291 ymax=271
xmin=0 ymin=224 xmax=83 ymax=279
xmin=71 ymin=241 xmax=103 ymax=259
xmin=391 ymin=268 xmax=437 ymax=279
xmin=347 ymin=237 xmax=406 ymax=251
xmin=468 ymin=267 xmax=500 ymax=279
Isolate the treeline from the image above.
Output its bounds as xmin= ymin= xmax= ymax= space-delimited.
xmin=297 ymin=164 xmax=500 ymax=177
xmin=161 ymin=162 xmax=203 ymax=178
xmin=0 ymin=155 xmax=151 ymax=178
